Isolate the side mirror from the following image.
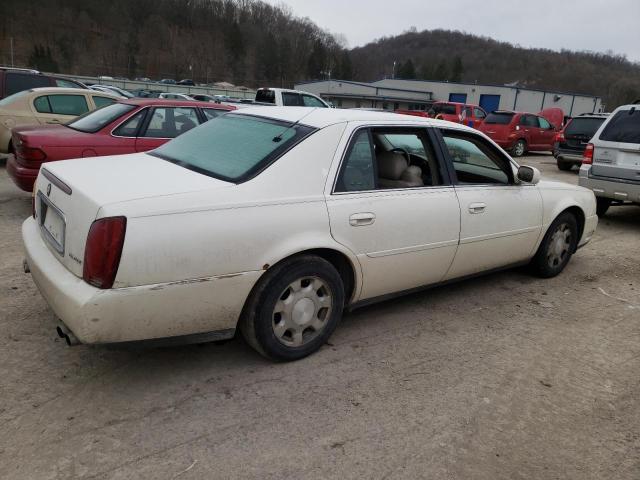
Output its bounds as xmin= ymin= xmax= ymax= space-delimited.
xmin=517 ymin=165 xmax=541 ymax=184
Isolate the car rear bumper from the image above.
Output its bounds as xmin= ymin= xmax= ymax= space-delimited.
xmin=6 ymin=154 xmax=38 ymax=192
xmin=23 ymin=217 xmax=261 ymax=344
xmin=578 ymin=165 xmax=640 ymax=203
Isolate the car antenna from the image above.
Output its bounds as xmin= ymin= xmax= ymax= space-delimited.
xmin=272 ymin=109 xmax=316 ymax=143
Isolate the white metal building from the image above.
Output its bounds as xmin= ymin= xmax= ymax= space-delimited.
xmin=294 ymin=79 xmax=603 ymax=116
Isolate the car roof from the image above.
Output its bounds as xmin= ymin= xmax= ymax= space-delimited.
xmin=121 ymin=98 xmax=235 ymax=109
xmin=231 ymin=106 xmax=477 ymax=132
xmin=27 ymin=87 xmax=119 ymax=97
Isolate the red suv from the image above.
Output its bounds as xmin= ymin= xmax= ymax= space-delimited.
xmin=429 ymin=102 xmax=487 ymax=129
xmin=478 ymin=110 xmax=559 ymax=157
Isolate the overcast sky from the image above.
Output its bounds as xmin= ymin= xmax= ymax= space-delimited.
xmin=264 ymin=0 xmax=640 ymax=62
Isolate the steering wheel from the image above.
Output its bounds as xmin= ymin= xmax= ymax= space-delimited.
xmin=390 ymin=147 xmax=410 ymax=163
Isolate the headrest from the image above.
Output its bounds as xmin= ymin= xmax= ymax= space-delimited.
xmin=377 ymin=151 xmax=408 ymax=180
xmin=401 ymin=165 xmax=422 ymax=181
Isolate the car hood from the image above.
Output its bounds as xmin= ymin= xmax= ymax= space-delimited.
xmin=43 ymin=152 xmax=232 ymax=208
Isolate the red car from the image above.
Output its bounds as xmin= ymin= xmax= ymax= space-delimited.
xmin=429 ymin=101 xmax=487 ymax=129
xmin=478 ymin=110 xmax=559 ymax=157
xmin=7 ymin=99 xmax=234 ymax=191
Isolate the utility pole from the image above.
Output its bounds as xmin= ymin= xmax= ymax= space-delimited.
xmin=10 ymin=37 xmax=14 ymax=67
xmin=392 ymin=61 xmax=396 ymax=79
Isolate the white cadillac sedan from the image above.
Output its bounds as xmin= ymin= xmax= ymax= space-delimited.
xmin=23 ymin=107 xmax=598 ymax=361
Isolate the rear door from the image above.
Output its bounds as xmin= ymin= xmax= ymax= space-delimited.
xmin=592 ymin=107 xmax=640 ymax=181
xmin=135 ymin=106 xmax=199 ymax=152
xmin=32 ymin=93 xmax=90 ymax=125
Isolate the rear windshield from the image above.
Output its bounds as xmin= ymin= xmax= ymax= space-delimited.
xmin=255 ymin=89 xmax=276 ymax=104
xmin=565 ymin=117 xmax=606 ymax=137
xmin=484 ymin=112 xmax=515 ymax=124
xmin=599 ymin=109 xmax=640 ymax=144
xmin=150 ymin=114 xmax=316 ymax=182
xmin=67 ymin=103 xmax=135 ymax=133
xmin=431 ymin=104 xmax=457 ymax=115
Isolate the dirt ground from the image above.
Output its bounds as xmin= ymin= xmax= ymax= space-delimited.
xmin=0 ymin=153 xmax=639 ymax=480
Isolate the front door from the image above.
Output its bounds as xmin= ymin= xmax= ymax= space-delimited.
xmin=437 ymin=129 xmax=543 ymax=279
xmin=326 ymin=126 xmax=461 ymax=301
xmin=536 ymin=116 xmax=557 ymax=151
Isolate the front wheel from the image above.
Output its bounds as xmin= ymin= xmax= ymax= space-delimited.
xmin=596 ymin=197 xmax=611 ymax=216
xmin=530 ymin=212 xmax=578 ymax=278
xmin=240 ymin=255 xmax=345 ymax=361
xmin=512 ymin=139 xmax=526 ymax=157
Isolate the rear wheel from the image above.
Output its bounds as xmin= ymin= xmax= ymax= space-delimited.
xmin=512 ymin=139 xmax=526 ymax=157
xmin=596 ymin=197 xmax=611 ymax=216
xmin=240 ymin=255 xmax=345 ymax=361
xmin=557 ymin=160 xmax=573 ymax=171
xmin=530 ymin=212 xmax=578 ymax=278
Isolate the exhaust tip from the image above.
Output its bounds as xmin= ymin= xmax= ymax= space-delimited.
xmin=56 ymin=324 xmax=80 ymax=346
xmin=56 ymin=326 xmax=66 ymax=339
xmin=23 ymin=259 xmax=30 ymax=273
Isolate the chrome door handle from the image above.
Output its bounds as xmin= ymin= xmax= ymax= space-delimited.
xmin=349 ymin=212 xmax=376 ymax=226
xmin=468 ymin=203 xmax=486 ymax=214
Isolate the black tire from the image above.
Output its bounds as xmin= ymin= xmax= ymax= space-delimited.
xmin=512 ymin=139 xmax=526 ymax=157
xmin=240 ymin=255 xmax=345 ymax=361
xmin=596 ymin=197 xmax=611 ymax=216
xmin=557 ymin=160 xmax=572 ymax=171
xmin=530 ymin=212 xmax=578 ymax=278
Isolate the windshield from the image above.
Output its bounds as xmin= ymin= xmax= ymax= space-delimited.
xmin=431 ymin=104 xmax=457 ymax=115
xmin=485 ymin=112 xmax=515 ymax=125
xmin=67 ymin=103 xmax=135 ymax=133
xmin=565 ymin=117 xmax=606 ymax=137
xmin=150 ymin=114 xmax=316 ymax=182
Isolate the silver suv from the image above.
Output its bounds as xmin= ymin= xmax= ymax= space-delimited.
xmin=579 ymin=103 xmax=640 ymax=215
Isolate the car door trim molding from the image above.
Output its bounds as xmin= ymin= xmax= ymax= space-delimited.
xmin=366 ymin=238 xmax=459 ymax=258
xmin=459 ymin=225 xmax=540 ymax=245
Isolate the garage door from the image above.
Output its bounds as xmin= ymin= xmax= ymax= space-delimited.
xmin=448 ymin=93 xmax=467 ymax=103
xmin=479 ymin=94 xmax=501 ymax=113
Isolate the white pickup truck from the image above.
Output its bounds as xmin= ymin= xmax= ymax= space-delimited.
xmin=255 ymin=88 xmax=330 ymax=107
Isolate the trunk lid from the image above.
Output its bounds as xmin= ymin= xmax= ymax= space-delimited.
xmin=34 ymin=152 xmax=231 ymax=277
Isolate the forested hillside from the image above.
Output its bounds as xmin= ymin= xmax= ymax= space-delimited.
xmin=350 ymin=29 xmax=640 ymax=108
xmin=0 ymin=0 xmax=352 ymax=87
xmin=1 ymin=1 xmax=639 ymax=106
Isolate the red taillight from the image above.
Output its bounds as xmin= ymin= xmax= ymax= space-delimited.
xmin=17 ymin=145 xmax=47 ymax=163
xmin=582 ymin=143 xmax=594 ymax=165
xmin=83 ymin=217 xmax=127 ymax=289
xmin=555 ymin=132 xmax=565 ymax=143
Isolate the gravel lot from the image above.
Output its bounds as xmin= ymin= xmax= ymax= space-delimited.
xmin=0 ymin=153 xmax=638 ymax=480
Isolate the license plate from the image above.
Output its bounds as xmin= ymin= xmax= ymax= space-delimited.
xmin=38 ymin=192 xmax=66 ymax=255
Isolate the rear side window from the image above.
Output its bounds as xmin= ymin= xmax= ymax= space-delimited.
xmin=5 ymin=73 xmax=50 ymax=96
xmin=565 ymin=117 xmax=605 ymax=137
xmin=143 ymin=107 xmax=199 ymax=138
xmin=302 ymin=95 xmax=326 ymax=107
xmin=538 ymin=117 xmax=552 ymax=129
xmin=202 ymin=109 xmax=222 ymax=121
xmin=599 ymin=109 xmax=640 ymax=144
xmin=33 ymin=96 xmax=52 ymax=113
xmin=484 ymin=112 xmax=514 ymax=125
xmin=282 ymin=92 xmax=303 ymax=106
xmin=335 ymin=130 xmax=376 ymax=192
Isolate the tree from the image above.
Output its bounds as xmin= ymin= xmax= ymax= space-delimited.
xmin=397 ymin=59 xmax=416 ymax=79
xmin=450 ymin=55 xmax=463 ymax=82
xmin=28 ymin=45 xmax=58 ymax=72
xmin=334 ymin=50 xmax=353 ymax=80
xmin=432 ymin=60 xmax=448 ymax=81
xmin=307 ymin=39 xmax=327 ymax=79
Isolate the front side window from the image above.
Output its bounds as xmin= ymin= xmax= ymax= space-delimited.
xmin=538 ymin=117 xmax=552 ymax=129
xmin=474 ymin=108 xmax=486 ymax=119
xmin=441 ymin=131 xmax=511 ymax=185
xmin=431 ymin=103 xmax=457 ymax=115
xmin=47 ymin=94 xmax=89 ymax=115
xmin=302 ymin=95 xmax=326 ymax=108
xmin=150 ymin=114 xmax=315 ymax=182
xmin=68 ymin=103 xmax=135 ymax=133
xmin=599 ymin=109 xmax=640 ymax=144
